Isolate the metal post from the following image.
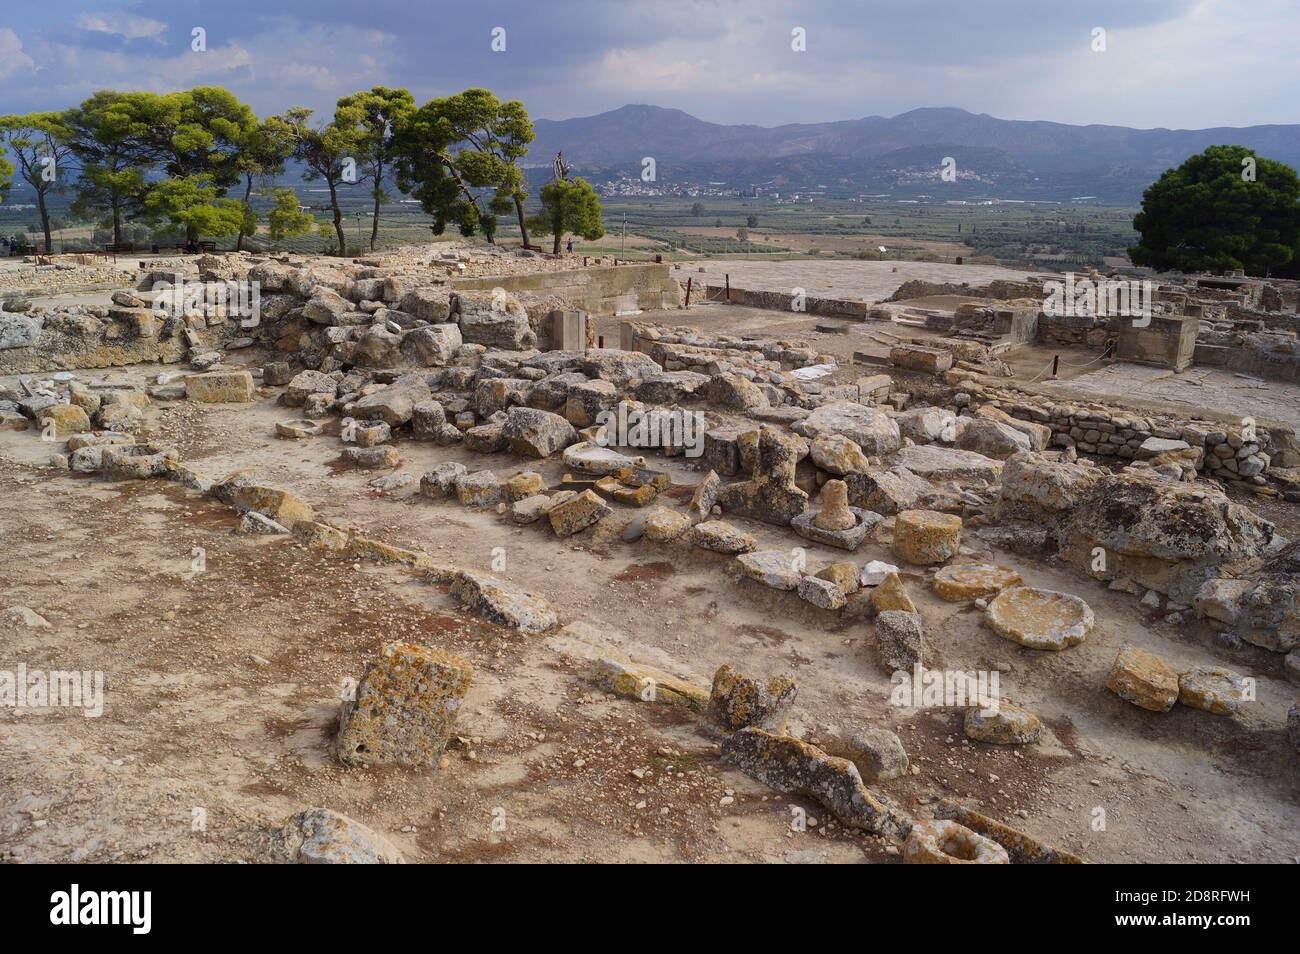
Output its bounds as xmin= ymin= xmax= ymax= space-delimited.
xmin=725 ymin=273 xmax=730 ymax=301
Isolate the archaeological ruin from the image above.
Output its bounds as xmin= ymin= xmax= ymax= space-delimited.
xmin=3 ymin=239 xmax=1297 ymax=868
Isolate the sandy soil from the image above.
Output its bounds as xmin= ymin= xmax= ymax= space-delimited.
xmin=2 ymin=352 xmax=1297 ymax=864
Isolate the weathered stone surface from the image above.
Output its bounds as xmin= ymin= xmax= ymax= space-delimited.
xmin=975 ymin=404 xmax=1051 ymax=450
xmin=506 ymin=471 xmax=545 ymax=501
xmin=797 ymin=574 xmax=847 ymax=610
xmin=293 ymin=520 xmax=349 ymax=550
xmin=810 ymin=434 xmax=872 ymax=475
xmin=352 ymin=325 xmax=403 ymax=367
xmin=511 ymin=493 xmax=552 ymax=525
xmin=634 ymin=370 xmax=709 ymax=404
xmin=341 ymin=446 xmax=400 ymax=469
xmin=399 ymin=287 xmax=452 ymax=323
xmin=1177 ymin=666 xmax=1248 ymax=715
xmin=894 ymin=406 xmax=956 ymax=444
xmin=870 ymin=572 xmax=917 ymax=615
xmin=586 ymin=657 xmax=708 ymax=712
xmin=815 ymin=561 xmax=860 ymax=596
xmin=705 ymin=371 xmax=768 ymax=410
xmin=893 ymin=509 xmax=962 ymax=565
xmin=185 ymin=370 xmax=254 ymax=403
xmin=401 ymin=322 xmax=461 ymax=366
xmin=904 ymin=819 xmax=1008 ymax=865
xmin=352 ymin=420 xmax=391 ymax=447
xmin=934 ymin=801 xmax=1085 ymax=864
xmin=287 ymin=808 xmax=404 ymax=864
xmin=986 ymin=586 xmax=1093 ymax=650
xmin=717 ymin=426 xmax=809 ymax=526
xmin=285 ymin=370 xmax=337 ymax=407
xmin=954 ymin=416 xmax=1032 ymax=460
xmin=578 ymin=349 xmax=660 ymax=388
xmin=874 ymin=610 xmax=926 ymax=673
xmin=410 ymin=400 xmax=447 ymax=438
xmin=689 ymin=470 xmax=722 ymax=522
xmin=502 ymin=406 xmax=577 ymax=459
xmin=721 ymin=728 xmax=910 ymax=838
xmin=890 ymin=343 xmax=954 ymax=374
xmin=734 ymin=550 xmax=803 ymax=591
xmin=227 ymin=483 xmax=314 ymax=529
xmin=276 ymin=418 xmax=322 ymax=439
xmin=933 ymin=564 xmax=1022 ymax=601
xmin=689 ymin=520 xmax=757 ymax=554
xmin=238 ymin=511 xmax=289 ymax=534
xmin=893 ymin=444 xmax=1003 ymax=483
xmin=548 ymin=488 xmax=611 ymax=537
xmin=964 ymin=701 xmax=1042 ymax=744
xmin=845 ymin=466 xmax=935 ymax=515
xmin=562 ymin=440 xmax=644 ymax=475
xmin=1061 ymin=471 xmax=1274 ymax=604
xmin=832 ymin=726 xmax=909 ymax=781
xmin=798 ymin=401 xmax=901 ymax=456
xmin=450 ymin=570 xmax=558 ymax=634
xmin=463 ymin=421 xmax=506 ymax=453
xmin=996 ymin=451 xmax=1101 ymax=521
xmin=337 ymin=641 xmax=472 ymax=767
xmin=563 ymin=380 xmax=618 ymax=428
xmin=420 ymin=462 xmax=468 ymax=498
xmin=353 ymin=378 xmax=432 ymax=426
xmin=1106 ymin=645 xmax=1178 ymax=711
xmin=642 ymin=506 xmax=693 ymax=542
xmin=458 ymin=294 xmax=535 ymax=349
xmin=455 ymin=470 xmax=504 ymax=507
xmin=37 ymin=403 xmax=91 ymax=437
xmin=0 ymin=314 xmax=42 ymax=349
xmin=709 ymin=664 xmax=797 ymax=731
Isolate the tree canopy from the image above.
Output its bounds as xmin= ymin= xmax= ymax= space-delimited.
xmin=527 ymin=177 xmax=604 ymax=254
xmin=1130 ymin=144 xmax=1300 ymax=277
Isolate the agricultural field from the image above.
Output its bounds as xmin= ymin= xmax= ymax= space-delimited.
xmin=0 ymin=179 xmax=1140 ymax=273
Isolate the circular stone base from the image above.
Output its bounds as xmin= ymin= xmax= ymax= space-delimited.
xmin=903 ymin=820 xmax=1009 ymax=864
xmin=933 ymin=564 xmax=1022 ymax=601
xmin=986 ymin=586 xmax=1094 ymax=650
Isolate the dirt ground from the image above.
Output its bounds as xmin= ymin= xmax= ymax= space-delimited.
xmin=2 ymin=345 xmax=1297 ymax=864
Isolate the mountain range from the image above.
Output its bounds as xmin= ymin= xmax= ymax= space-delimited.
xmin=529 ymin=105 xmax=1300 ymax=202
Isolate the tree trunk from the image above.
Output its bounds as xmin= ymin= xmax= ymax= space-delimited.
xmin=37 ymin=190 xmax=51 ymax=253
xmin=328 ymin=180 xmax=346 ymax=256
xmin=435 ymin=152 xmax=489 ymax=244
xmin=553 ymin=232 xmax=561 ymax=255
xmin=514 ymin=193 xmax=531 ymax=249
xmin=237 ymin=176 xmax=254 ymax=251
xmin=111 ymin=199 xmax=122 ymax=248
xmin=370 ymin=162 xmax=382 ymax=251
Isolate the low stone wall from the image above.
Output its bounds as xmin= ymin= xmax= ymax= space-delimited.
xmin=703 ymin=285 xmax=870 ymax=319
xmin=955 ymin=375 xmax=1291 ymax=478
xmin=451 ymin=263 xmax=683 ymax=316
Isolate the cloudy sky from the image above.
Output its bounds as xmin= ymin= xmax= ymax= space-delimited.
xmin=1 ymin=0 xmax=1295 ymax=129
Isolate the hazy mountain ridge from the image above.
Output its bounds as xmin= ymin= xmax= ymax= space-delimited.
xmin=530 ymin=105 xmax=1300 ymax=200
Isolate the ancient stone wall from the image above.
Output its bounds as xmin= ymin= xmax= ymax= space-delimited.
xmin=451 ymin=263 xmax=683 ymax=316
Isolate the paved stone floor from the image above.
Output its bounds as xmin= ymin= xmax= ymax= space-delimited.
xmin=1041 ymin=362 xmax=1300 ymax=434
xmin=680 ymin=258 xmax=1045 ymax=303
